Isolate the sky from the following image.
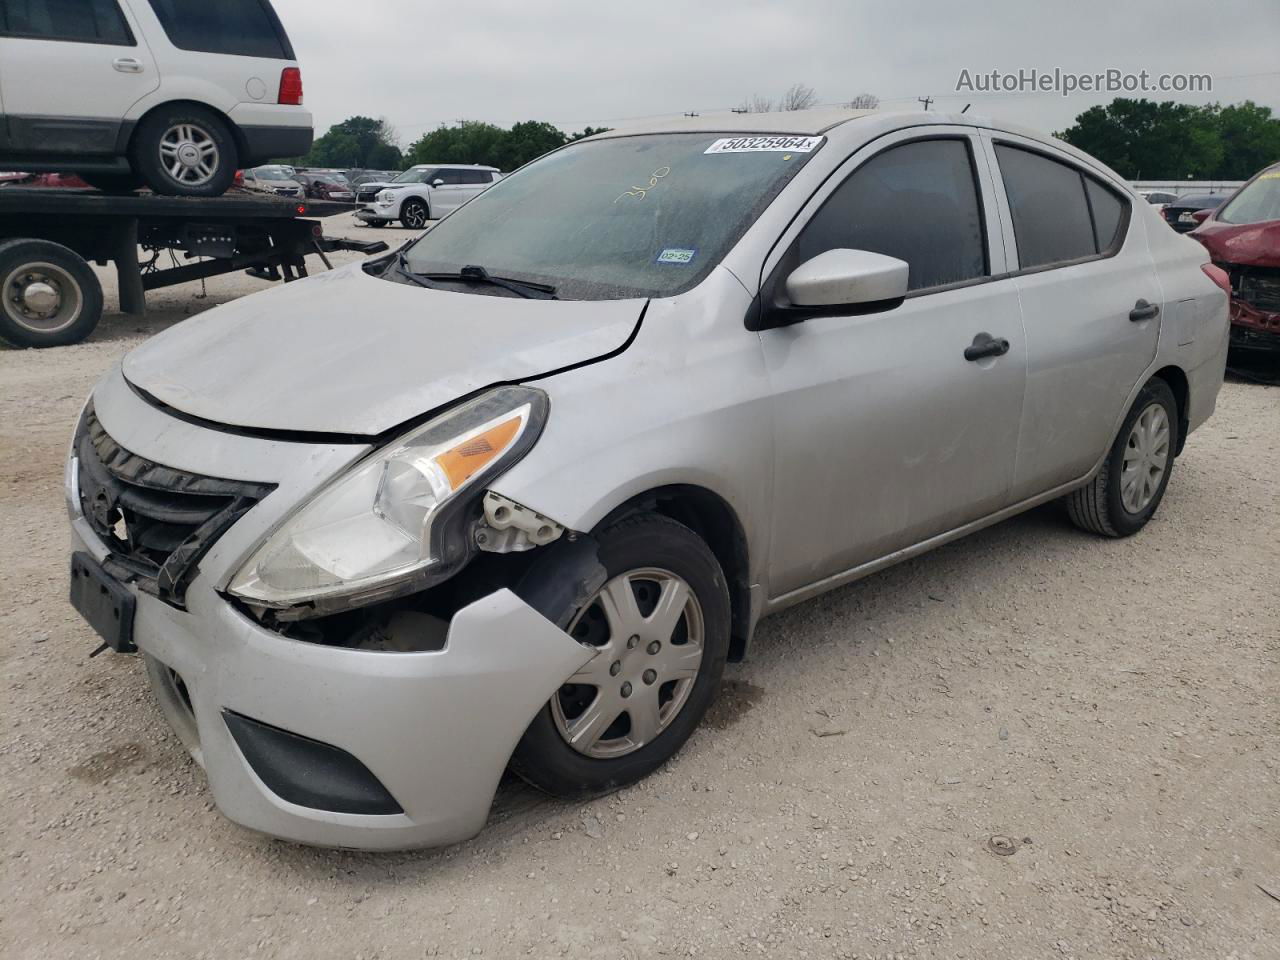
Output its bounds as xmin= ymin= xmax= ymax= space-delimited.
xmin=272 ymin=0 xmax=1280 ymax=145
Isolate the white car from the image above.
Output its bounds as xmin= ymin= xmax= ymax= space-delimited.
xmin=241 ymin=164 xmax=304 ymax=198
xmin=355 ymin=164 xmax=502 ymax=228
xmin=0 ymin=0 xmax=312 ymax=196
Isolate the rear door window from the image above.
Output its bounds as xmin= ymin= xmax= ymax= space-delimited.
xmin=996 ymin=144 xmax=1129 ymax=270
xmin=793 ymin=137 xmax=989 ymax=292
xmin=0 ymin=0 xmax=134 ymax=44
xmin=146 ymin=0 xmax=294 ymax=59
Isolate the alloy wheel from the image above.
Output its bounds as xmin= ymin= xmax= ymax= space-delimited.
xmin=158 ymin=123 xmax=220 ymax=187
xmin=552 ymin=568 xmax=705 ymax=759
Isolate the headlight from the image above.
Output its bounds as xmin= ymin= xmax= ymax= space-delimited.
xmin=227 ymin=386 xmax=548 ymax=616
xmin=378 ymin=189 xmax=394 ymax=203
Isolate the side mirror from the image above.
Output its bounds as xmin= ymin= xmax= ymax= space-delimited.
xmin=785 ymin=249 xmax=909 ymax=308
xmin=431 ymin=178 xmax=445 ymax=187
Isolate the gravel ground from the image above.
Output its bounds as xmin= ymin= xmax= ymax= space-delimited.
xmin=2 ymin=214 xmax=1278 ymax=960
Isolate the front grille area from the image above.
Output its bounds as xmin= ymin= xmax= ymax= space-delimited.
xmin=75 ymin=406 xmax=274 ymax=606
xmin=356 ymin=187 xmax=380 ymax=204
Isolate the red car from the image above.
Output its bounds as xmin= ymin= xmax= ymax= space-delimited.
xmin=1191 ymin=163 xmax=1280 ymax=359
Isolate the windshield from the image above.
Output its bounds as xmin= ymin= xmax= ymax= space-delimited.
xmin=1217 ymin=170 xmax=1280 ymax=225
xmin=393 ymin=168 xmax=437 ymax=184
xmin=401 ymin=133 xmax=821 ymax=300
xmin=255 ymin=167 xmax=293 ymax=181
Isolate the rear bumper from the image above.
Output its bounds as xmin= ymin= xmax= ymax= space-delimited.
xmin=227 ymin=104 xmax=314 ymax=165
xmin=72 ymin=519 xmax=592 ymax=850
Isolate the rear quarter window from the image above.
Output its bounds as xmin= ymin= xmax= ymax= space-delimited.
xmin=146 ymin=0 xmax=293 ymax=59
xmin=0 ymin=0 xmax=134 ymax=45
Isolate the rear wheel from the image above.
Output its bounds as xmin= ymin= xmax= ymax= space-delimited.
xmin=400 ymin=198 xmax=430 ymax=229
xmin=510 ymin=513 xmax=731 ymax=799
xmin=1066 ymin=378 xmax=1179 ymax=537
xmin=0 ymin=239 xmax=103 ymax=348
xmin=132 ymin=105 xmax=237 ymax=197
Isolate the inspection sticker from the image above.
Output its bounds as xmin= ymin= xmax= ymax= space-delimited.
xmin=656 ymin=247 xmax=697 ymax=265
xmin=705 ymin=136 xmax=822 ymax=154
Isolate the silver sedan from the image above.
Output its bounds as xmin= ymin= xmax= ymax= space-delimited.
xmin=65 ymin=109 xmax=1228 ymax=849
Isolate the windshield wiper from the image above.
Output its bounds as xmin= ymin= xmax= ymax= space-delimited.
xmin=425 ymin=264 xmax=558 ymax=299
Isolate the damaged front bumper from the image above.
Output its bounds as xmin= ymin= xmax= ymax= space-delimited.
xmin=73 ymin=520 xmax=593 ymax=850
xmin=66 ymin=368 xmax=596 ymax=850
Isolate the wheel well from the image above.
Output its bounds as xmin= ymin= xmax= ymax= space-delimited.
xmin=599 ymin=486 xmax=752 ymax=662
xmin=123 ymin=101 xmax=244 ymax=163
xmin=1151 ymin=365 xmax=1190 ymax=455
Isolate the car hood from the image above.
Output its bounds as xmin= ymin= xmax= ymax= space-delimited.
xmin=1191 ymin=218 xmax=1280 ymax=268
xmin=122 ymin=263 xmax=645 ymax=436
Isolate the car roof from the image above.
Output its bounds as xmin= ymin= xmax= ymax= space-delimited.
xmin=594 ymin=107 xmax=878 ymax=137
xmin=410 ymin=162 xmax=500 ymax=171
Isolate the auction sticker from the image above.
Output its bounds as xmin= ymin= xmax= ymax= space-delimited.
xmin=656 ymin=247 xmax=697 ymax=264
xmin=705 ymin=136 xmax=823 ymax=154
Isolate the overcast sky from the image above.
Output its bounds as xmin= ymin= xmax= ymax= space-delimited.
xmin=273 ymin=0 xmax=1279 ymax=144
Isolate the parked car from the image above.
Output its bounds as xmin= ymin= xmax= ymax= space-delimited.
xmin=1162 ymin=193 xmax=1225 ymax=232
xmin=1190 ymin=163 xmax=1280 ymax=358
xmin=347 ymin=169 xmax=401 ymax=190
xmin=355 ymin=164 xmax=502 ymax=228
xmin=240 ymin=164 xmax=304 ymax=198
xmin=0 ymin=172 xmax=93 ymax=189
xmin=66 ymin=110 xmax=1227 ymax=850
xmin=0 ymin=0 xmax=312 ymax=197
xmin=1138 ymin=190 xmax=1179 ymax=212
xmin=295 ymin=172 xmax=354 ymax=202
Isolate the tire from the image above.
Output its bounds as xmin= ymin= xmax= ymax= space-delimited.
xmin=362 ymin=219 xmax=387 ymax=228
xmin=1066 ymin=378 xmax=1179 ymax=537
xmin=400 ymin=198 xmax=430 ymax=230
xmin=78 ymin=172 xmax=144 ymax=194
xmin=0 ymin=238 xmax=103 ymax=348
xmin=130 ymin=105 xmax=237 ymax=197
xmin=510 ymin=513 xmax=731 ymax=799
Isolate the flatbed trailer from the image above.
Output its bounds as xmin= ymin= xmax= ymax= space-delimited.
xmin=0 ymin=189 xmax=387 ymax=348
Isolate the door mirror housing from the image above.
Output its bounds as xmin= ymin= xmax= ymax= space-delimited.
xmin=785 ymin=249 xmax=910 ymax=307
xmin=431 ymin=178 xmax=446 ymax=187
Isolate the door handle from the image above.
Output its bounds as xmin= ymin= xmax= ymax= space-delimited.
xmin=112 ymin=57 xmax=144 ymax=74
xmin=1129 ymin=298 xmax=1160 ymax=322
xmin=964 ymin=332 xmax=1010 ymax=362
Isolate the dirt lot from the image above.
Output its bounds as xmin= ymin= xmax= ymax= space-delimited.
xmin=2 ymin=213 xmax=1278 ymax=960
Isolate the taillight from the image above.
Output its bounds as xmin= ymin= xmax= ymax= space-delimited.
xmin=1201 ymin=263 xmax=1231 ymax=296
xmin=278 ymin=67 xmax=303 ymax=106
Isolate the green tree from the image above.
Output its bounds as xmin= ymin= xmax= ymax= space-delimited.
xmin=406 ymin=120 xmax=573 ymax=170
xmin=300 ymin=116 xmax=403 ymax=169
xmin=1056 ymin=98 xmax=1222 ymax=179
xmin=569 ymin=126 xmax=613 ymax=141
xmin=1213 ymin=101 xmax=1280 ymax=180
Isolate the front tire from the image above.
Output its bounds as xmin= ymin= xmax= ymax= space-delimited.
xmin=0 ymin=239 xmax=103 ymax=348
xmin=510 ymin=513 xmax=731 ymax=799
xmin=1066 ymin=378 xmax=1179 ymax=537
xmin=400 ymin=198 xmax=430 ymax=229
xmin=131 ymin=105 xmax=237 ymax=197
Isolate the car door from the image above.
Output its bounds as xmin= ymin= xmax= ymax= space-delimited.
xmin=981 ymin=133 xmax=1161 ymax=500
xmin=0 ymin=0 xmax=159 ymax=156
xmin=456 ymin=168 xmax=493 ymax=205
xmin=429 ymin=169 xmax=469 ymax=215
xmin=760 ymin=130 xmax=1028 ymax=598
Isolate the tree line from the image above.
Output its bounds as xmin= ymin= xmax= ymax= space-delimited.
xmin=292 ymin=116 xmax=610 ymax=172
xmin=1057 ymin=99 xmax=1280 ymax=180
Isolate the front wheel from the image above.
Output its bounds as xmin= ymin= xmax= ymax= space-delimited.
xmin=510 ymin=513 xmax=731 ymax=799
xmin=400 ymin=198 xmax=430 ymax=229
xmin=1066 ymin=378 xmax=1179 ymax=537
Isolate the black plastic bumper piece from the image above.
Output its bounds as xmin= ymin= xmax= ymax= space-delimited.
xmin=238 ymin=124 xmax=314 ymax=166
xmin=222 ymin=710 xmax=402 ymax=816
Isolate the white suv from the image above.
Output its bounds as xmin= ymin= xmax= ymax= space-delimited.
xmin=355 ymin=164 xmax=502 ymax=229
xmin=0 ymin=0 xmax=312 ymax=196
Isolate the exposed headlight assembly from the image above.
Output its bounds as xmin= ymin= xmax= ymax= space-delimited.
xmin=227 ymin=386 xmax=548 ymax=619
xmin=377 ymin=189 xmax=394 ymax=203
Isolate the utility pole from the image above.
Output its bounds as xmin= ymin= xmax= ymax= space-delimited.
xmin=917 ymin=96 xmax=933 ymax=111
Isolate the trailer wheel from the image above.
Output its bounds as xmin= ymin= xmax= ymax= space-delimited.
xmin=132 ymin=105 xmax=237 ymax=197
xmin=0 ymin=239 xmax=103 ymax=348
